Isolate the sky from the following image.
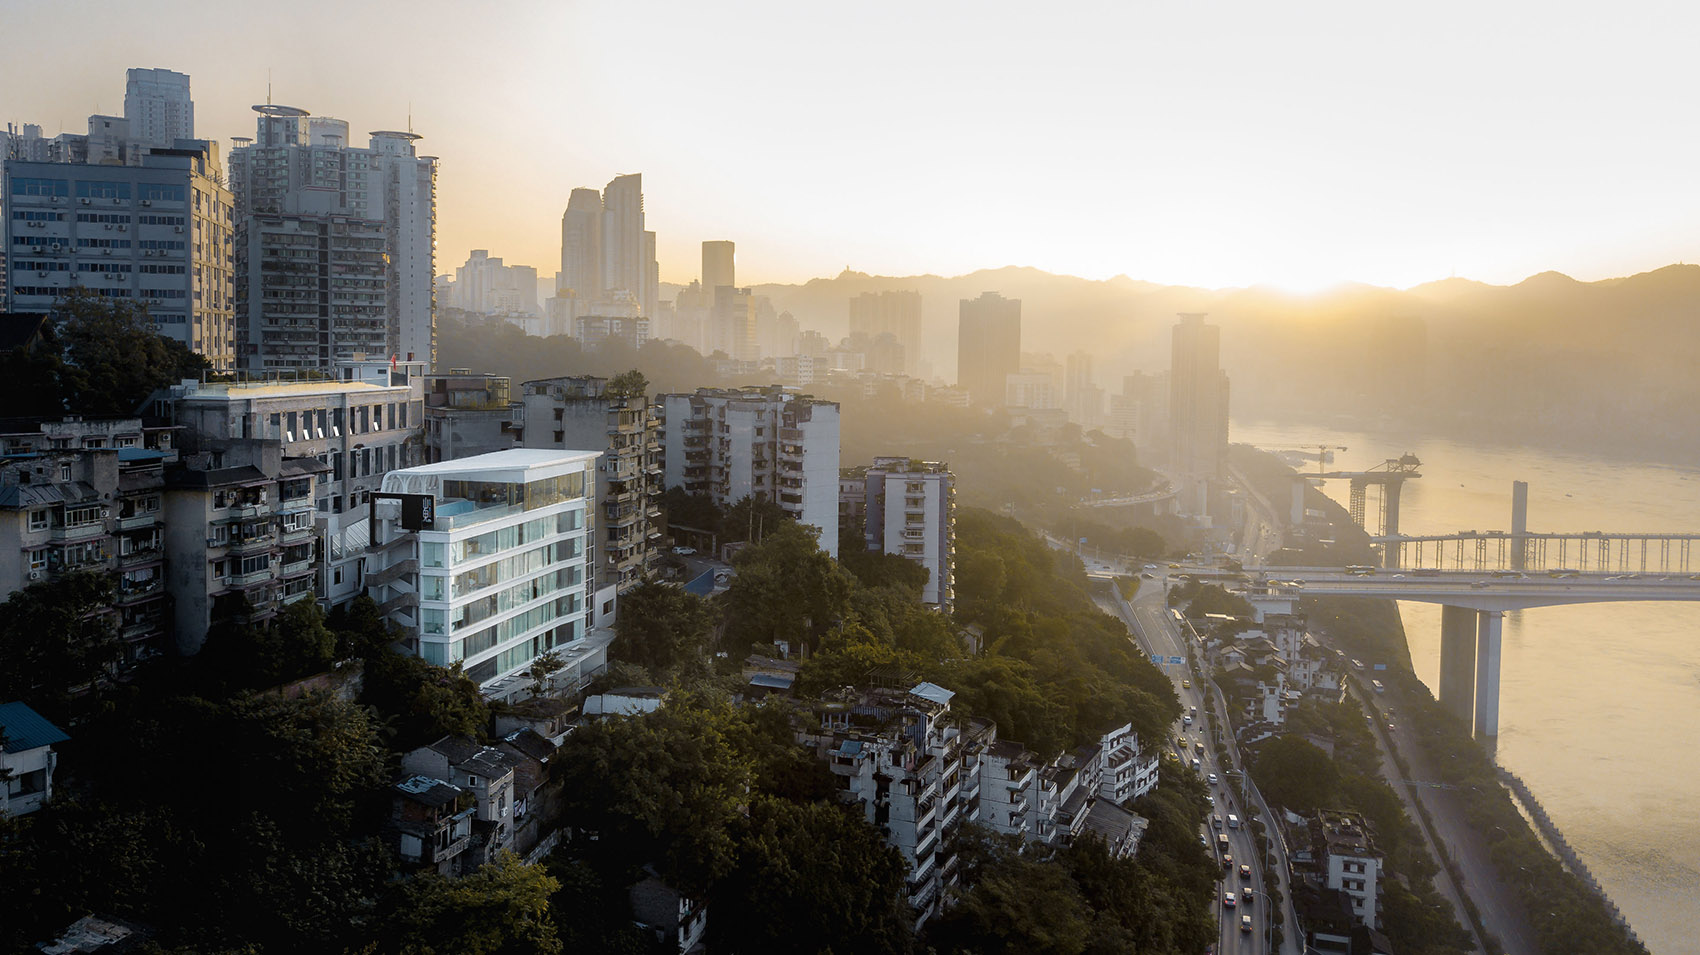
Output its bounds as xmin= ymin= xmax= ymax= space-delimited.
xmin=5 ymin=0 xmax=1697 ymax=292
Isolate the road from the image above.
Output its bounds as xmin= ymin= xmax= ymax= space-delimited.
xmin=1342 ymin=670 xmax=1539 ymax=955
xmin=1091 ymin=564 xmax=1299 ymax=955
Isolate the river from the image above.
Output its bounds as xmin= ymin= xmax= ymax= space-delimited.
xmin=1231 ymin=419 xmax=1699 ymax=955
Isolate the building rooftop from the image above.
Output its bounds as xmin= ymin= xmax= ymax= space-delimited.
xmin=386 ymin=448 xmax=599 ymax=480
xmin=1317 ymin=808 xmax=1379 ymax=857
xmin=0 ymin=701 xmax=70 ymax=753
xmin=909 ymin=682 xmax=955 ymax=707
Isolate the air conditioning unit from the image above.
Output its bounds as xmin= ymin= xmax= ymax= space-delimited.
xmin=104 ymin=223 xmax=113 ymax=230
xmin=118 ymin=225 xmax=127 ymax=232
xmin=102 ymin=248 xmax=111 ymax=255
xmin=37 ymin=271 xmax=47 ymax=278
xmin=207 ymin=537 xmax=220 ymax=548
xmin=79 ymin=198 xmax=91 ymax=205
xmin=28 ymin=571 xmax=41 ymax=581
xmin=174 ymin=226 xmax=184 ymax=234
xmin=100 ymin=507 xmax=111 ymax=517
xmin=141 ymin=200 xmax=152 ymax=207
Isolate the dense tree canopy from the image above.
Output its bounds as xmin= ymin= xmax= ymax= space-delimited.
xmin=0 ymin=570 xmax=124 ymax=719
xmin=612 ymin=581 xmax=717 ymax=676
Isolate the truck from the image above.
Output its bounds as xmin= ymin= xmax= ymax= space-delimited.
xmin=1217 ymin=832 xmax=1230 ymax=853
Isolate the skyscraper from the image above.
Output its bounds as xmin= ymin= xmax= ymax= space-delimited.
xmin=122 ymin=68 xmax=194 ymax=148
xmin=1168 ymin=313 xmax=1230 ymax=517
xmin=229 ymin=103 xmax=438 ymax=369
xmin=702 ymin=240 xmax=735 ymax=293
xmin=849 ymin=290 xmax=923 ymax=375
xmin=558 ymin=188 xmax=603 ymax=301
xmin=600 ymin=173 xmax=647 ymax=310
xmin=557 ymin=176 xmax=657 ymax=320
xmin=956 ymin=291 xmax=1021 ymax=407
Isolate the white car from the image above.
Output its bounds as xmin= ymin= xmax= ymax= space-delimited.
xmin=671 ymin=546 xmax=696 ymax=555
xmin=1207 ymin=772 xmax=1219 ymax=785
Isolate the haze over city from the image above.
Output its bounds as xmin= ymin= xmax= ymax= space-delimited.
xmin=6 ymin=0 xmax=1699 ymax=290
xmin=0 ymin=4 xmax=1692 ymax=955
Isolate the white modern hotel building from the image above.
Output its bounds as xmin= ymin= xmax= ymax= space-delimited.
xmin=365 ymin=449 xmax=607 ymax=701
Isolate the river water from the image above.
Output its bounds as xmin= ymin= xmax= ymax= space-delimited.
xmin=1231 ymin=419 xmax=1699 ymax=955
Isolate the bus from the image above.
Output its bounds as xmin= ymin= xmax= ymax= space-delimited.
xmin=1346 ymin=565 xmax=1375 ymax=576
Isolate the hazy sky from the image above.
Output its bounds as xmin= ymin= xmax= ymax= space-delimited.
xmin=5 ymin=0 xmax=1696 ymax=291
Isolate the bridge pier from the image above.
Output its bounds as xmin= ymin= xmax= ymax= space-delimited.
xmin=1474 ymin=609 xmax=1504 ymax=738
xmin=1438 ymin=605 xmax=1477 ymax=726
xmin=1511 ymin=481 xmax=1529 ymax=571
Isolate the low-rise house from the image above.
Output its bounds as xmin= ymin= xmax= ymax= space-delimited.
xmin=388 ymin=775 xmax=475 ymax=875
xmin=401 ymin=736 xmax=519 ymax=866
xmin=582 ymin=685 xmax=666 ymax=717
xmin=495 ymin=728 xmax=559 ymax=858
xmin=1098 ymin=722 xmax=1160 ymax=804
xmin=0 ymin=700 xmax=69 ymax=815
xmin=1080 ymin=799 xmax=1149 ymax=859
xmin=1316 ymin=808 xmax=1382 ymax=925
xmin=629 ymin=868 xmax=709 ymax=954
xmin=493 ymin=695 xmax=576 ymax=746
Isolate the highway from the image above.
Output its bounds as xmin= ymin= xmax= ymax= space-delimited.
xmin=1089 ymin=561 xmax=1299 ymax=955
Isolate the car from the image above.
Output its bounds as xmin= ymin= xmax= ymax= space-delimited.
xmin=1471 ymin=581 xmax=1490 ymax=589
xmin=1144 ymin=564 xmax=1158 ymax=571
xmin=1221 ymin=853 xmax=1232 ymax=869
xmin=1212 ymin=814 xmax=1224 ymax=828
xmin=671 ymin=546 xmax=696 ymax=555
xmin=1195 ymin=741 xmax=1205 ymax=754
xmin=1183 ymin=714 xmax=1194 ymax=725
xmin=1240 ymin=914 xmax=1253 ymax=933
xmin=1351 ymin=658 xmax=1365 ymax=670
xmin=1191 ymin=757 xmax=1202 ymax=771
xmin=1222 ymin=891 xmax=1237 ymax=908
xmin=1142 ymin=572 xmax=1155 ymax=579
xmin=1241 ymin=888 xmax=1254 ymax=905
xmin=1386 ymin=722 xmax=1397 ymax=732
xmin=1239 ymin=863 xmax=1251 ymax=880
xmin=1182 ymin=679 xmax=1192 ymax=689
xmin=1207 ymin=773 xmax=1219 ymax=785
xmin=1178 ymin=736 xmax=1189 ymax=749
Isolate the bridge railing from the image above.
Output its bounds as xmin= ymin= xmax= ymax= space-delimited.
xmin=1378 ymin=533 xmax=1700 ymax=574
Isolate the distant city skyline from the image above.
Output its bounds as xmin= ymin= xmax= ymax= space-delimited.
xmin=7 ymin=0 xmax=1699 ymax=292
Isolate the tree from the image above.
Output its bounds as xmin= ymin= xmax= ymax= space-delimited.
xmin=721 ymin=493 xmax=792 ymax=545
xmin=0 ymin=570 xmax=124 ymax=718
xmin=1252 ymin=735 xmax=1341 ymax=813
xmin=359 ymin=651 xmax=490 ymax=751
xmin=606 ymin=369 xmax=649 ymax=397
xmin=556 ymin=696 xmax=754 ymax=896
xmin=719 ymin=522 xmax=855 ymax=656
xmin=51 ymin=287 xmax=209 ymax=416
xmin=711 ymin=796 xmax=913 ymax=954
xmin=927 ymin=844 xmax=1092 ymax=955
xmin=611 ymin=582 xmax=716 ymax=674
xmin=379 ymin=852 xmax=563 ymax=955
xmin=528 ymin=650 xmax=565 ymax=699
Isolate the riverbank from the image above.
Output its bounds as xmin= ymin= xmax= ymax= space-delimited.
xmin=1231 ymin=444 xmax=1648 ymax=955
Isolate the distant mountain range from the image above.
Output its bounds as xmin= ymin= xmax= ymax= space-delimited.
xmin=660 ymin=263 xmax=1700 ymax=463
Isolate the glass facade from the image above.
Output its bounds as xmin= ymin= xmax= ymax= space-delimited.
xmin=405 ymin=464 xmax=594 ymax=693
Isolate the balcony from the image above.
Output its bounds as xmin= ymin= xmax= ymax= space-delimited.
xmin=227 ymin=533 xmax=276 ymax=554
xmin=115 ymin=578 xmax=164 ymax=603
xmin=279 ymin=523 xmax=314 ymax=544
xmin=226 ymin=568 xmax=273 ymax=588
xmin=117 ymin=512 xmax=159 ymax=531
xmin=280 ymin=559 xmax=313 ymax=577
xmin=51 ymin=522 xmax=105 ymax=543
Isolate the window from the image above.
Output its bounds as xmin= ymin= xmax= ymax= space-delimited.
xmin=75 ymin=180 xmax=131 ymax=200
xmin=139 ymin=183 xmax=186 ymax=202
xmin=11 ymin=177 xmax=68 ymax=197
xmin=28 ymin=510 xmax=48 ymax=532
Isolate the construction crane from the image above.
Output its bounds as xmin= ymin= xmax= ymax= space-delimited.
xmin=1270 ymin=445 xmax=1348 ymax=472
